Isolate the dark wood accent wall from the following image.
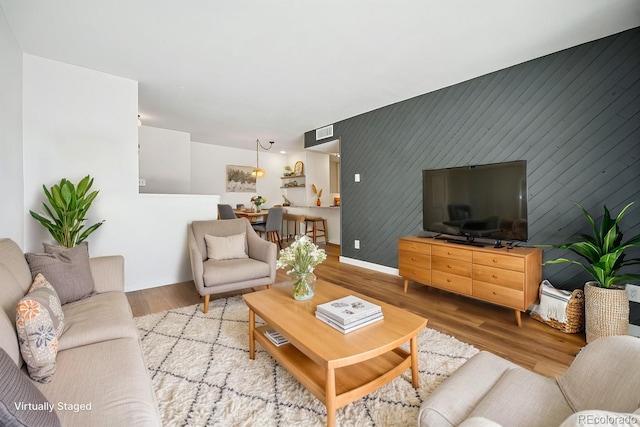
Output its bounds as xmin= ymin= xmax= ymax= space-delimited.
xmin=306 ymin=28 xmax=640 ymax=288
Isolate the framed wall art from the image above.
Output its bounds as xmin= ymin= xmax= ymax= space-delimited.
xmin=226 ymin=165 xmax=256 ymax=192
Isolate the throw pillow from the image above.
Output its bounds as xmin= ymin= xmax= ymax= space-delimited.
xmin=205 ymin=232 xmax=248 ymax=261
xmin=16 ymin=273 xmax=64 ymax=383
xmin=0 ymin=347 xmax=61 ymax=427
xmin=25 ymin=242 xmax=96 ymax=304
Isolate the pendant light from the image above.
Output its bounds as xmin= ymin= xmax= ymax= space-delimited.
xmin=251 ymin=139 xmax=275 ymax=178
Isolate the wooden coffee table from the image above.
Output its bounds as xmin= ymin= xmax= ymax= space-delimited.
xmin=243 ymin=279 xmax=428 ymax=427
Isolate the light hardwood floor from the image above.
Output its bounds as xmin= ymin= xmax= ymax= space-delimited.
xmin=126 ymin=243 xmax=586 ymax=377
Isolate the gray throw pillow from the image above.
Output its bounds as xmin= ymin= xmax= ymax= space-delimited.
xmin=0 ymin=347 xmax=61 ymax=427
xmin=25 ymin=242 xmax=96 ymax=305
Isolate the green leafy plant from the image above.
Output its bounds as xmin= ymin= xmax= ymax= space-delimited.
xmin=544 ymin=201 xmax=640 ymax=288
xmin=29 ymin=175 xmax=105 ymax=248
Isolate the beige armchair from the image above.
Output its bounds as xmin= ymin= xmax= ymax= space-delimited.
xmin=188 ymin=218 xmax=277 ymax=313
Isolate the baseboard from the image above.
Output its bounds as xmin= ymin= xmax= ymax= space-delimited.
xmin=339 ymin=256 xmax=399 ymax=276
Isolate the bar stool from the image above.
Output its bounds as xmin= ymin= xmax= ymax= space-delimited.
xmin=282 ymin=213 xmax=305 ymax=242
xmin=304 ymin=216 xmax=328 ymax=244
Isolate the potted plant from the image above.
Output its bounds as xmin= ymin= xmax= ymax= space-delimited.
xmin=544 ymin=201 xmax=640 ymax=342
xmin=29 ymin=175 xmax=105 ymax=248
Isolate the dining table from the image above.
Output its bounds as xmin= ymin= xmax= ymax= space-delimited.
xmin=233 ymin=209 xmax=268 ymax=223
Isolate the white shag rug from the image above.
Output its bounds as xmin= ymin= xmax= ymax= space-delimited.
xmin=135 ymin=295 xmax=478 ymax=427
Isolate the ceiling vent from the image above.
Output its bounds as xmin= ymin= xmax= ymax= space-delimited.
xmin=316 ymin=125 xmax=334 ymax=141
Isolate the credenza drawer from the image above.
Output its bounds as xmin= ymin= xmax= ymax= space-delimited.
xmin=432 ymin=270 xmax=472 ymax=295
xmin=472 ymin=265 xmax=524 ymax=291
xmin=399 ymin=251 xmax=430 ymax=268
xmin=399 ymin=265 xmax=431 ymax=285
xmin=473 ymin=281 xmax=524 ymax=310
xmin=399 ymin=239 xmax=431 ymax=255
xmin=473 ymin=252 xmax=524 ymax=272
xmin=432 ymin=245 xmax=472 ymax=263
xmin=432 ymin=256 xmax=472 ymax=278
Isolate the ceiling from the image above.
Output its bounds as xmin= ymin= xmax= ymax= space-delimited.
xmin=2 ymin=1 xmax=639 ymax=152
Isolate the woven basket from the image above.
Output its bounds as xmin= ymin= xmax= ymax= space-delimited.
xmin=530 ymin=287 xmax=585 ymax=334
xmin=584 ymin=282 xmax=629 ymax=343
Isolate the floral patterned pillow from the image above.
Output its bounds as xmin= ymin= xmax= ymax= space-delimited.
xmin=15 ymin=273 xmax=65 ymax=383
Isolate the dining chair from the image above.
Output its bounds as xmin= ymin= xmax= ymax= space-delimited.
xmin=218 ymin=204 xmax=237 ymax=219
xmin=253 ymin=207 xmax=284 ymax=249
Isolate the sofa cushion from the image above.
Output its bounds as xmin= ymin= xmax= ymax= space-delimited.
xmin=25 ymin=243 xmax=96 ymax=305
xmin=203 ymin=257 xmax=271 ymax=286
xmin=557 ymin=335 xmax=640 ymax=413
xmin=15 ymin=275 xmax=65 ymax=383
xmin=58 ymin=292 xmax=138 ymax=351
xmin=27 ymin=273 xmax=65 ymax=338
xmin=36 ymin=338 xmax=161 ymax=426
xmin=0 ymin=347 xmax=61 ymax=427
xmin=467 ymin=367 xmax=573 ymax=427
xmin=419 ymin=351 xmax=518 ymax=427
xmin=205 ymin=232 xmax=248 ymax=261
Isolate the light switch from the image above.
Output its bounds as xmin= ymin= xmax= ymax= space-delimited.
xmin=354 ymin=173 xmax=360 ymax=182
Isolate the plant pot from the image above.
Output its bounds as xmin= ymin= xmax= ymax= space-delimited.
xmin=584 ymin=281 xmax=629 ymax=343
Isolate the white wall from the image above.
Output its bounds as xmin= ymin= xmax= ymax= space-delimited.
xmin=0 ymin=10 xmax=24 ymax=245
xmin=138 ymin=125 xmax=191 ymax=194
xmin=190 ymin=140 xmax=288 ymax=208
xmin=22 ymin=55 xmax=219 ymax=291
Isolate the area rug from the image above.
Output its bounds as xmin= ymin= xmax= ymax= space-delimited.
xmin=135 ymin=295 xmax=478 ymax=426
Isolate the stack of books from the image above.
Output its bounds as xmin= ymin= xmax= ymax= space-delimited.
xmin=315 ymin=295 xmax=383 ymax=333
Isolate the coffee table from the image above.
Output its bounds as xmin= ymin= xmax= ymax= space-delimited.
xmin=243 ymin=279 xmax=428 ymax=427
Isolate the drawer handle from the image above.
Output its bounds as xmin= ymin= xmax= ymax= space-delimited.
xmin=492 ymin=291 xmax=497 ymax=295
xmin=447 ymin=279 xmax=452 ymax=283
xmin=412 ymin=257 xmax=417 ymax=261
xmin=447 ymin=251 xmax=453 ymax=255
xmin=447 ymin=264 xmax=452 ymax=269
xmin=492 ymin=274 xmax=498 ymax=279
xmin=492 ymin=259 xmax=498 ymax=263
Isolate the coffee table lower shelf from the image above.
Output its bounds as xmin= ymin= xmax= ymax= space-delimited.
xmin=253 ymin=325 xmax=412 ymax=417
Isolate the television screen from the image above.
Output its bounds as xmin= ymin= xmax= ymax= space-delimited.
xmin=422 ymin=160 xmax=528 ymax=242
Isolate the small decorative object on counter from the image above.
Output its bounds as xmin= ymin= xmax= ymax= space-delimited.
xmin=334 ymin=197 xmax=340 ymax=206
xmin=312 ymin=184 xmax=323 ymax=207
xmin=276 ymin=235 xmax=327 ymax=301
xmin=283 ymin=165 xmax=293 ymax=177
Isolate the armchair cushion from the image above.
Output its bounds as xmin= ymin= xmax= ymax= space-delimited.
xmin=205 ymin=232 xmax=248 ymax=261
xmin=203 ymin=258 xmax=271 ymax=286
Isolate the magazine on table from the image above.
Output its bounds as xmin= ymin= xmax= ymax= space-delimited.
xmin=315 ymin=311 xmax=383 ymax=333
xmin=316 ymin=295 xmax=382 ymax=325
xmin=264 ymin=329 xmax=289 ymax=347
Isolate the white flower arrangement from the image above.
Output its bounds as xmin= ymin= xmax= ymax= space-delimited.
xmin=277 ymin=235 xmax=327 ymax=276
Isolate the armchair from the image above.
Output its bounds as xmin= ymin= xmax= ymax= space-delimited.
xmin=188 ymin=218 xmax=277 ymax=313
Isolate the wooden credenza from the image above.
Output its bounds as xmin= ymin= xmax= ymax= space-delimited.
xmin=398 ymin=236 xmax=542 ymax=326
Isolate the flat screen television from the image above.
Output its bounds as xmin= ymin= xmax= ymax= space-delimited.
xmin=422 ymin=160 xmax=528 ymax=246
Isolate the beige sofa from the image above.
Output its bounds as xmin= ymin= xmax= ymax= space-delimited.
xmin=0 ymin=238 xmax=161 ymax=426
xmin=418 ymin=335 xmax=640 ymax=427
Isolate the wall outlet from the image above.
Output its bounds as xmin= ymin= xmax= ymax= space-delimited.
xmin=354 ymin=173 xmax=360 ymax=182
xmin=354 ymin=239 xmax=360 ymax=249
xmin=138 ymin=178 xmax=146 ymax=186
